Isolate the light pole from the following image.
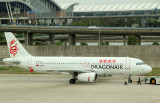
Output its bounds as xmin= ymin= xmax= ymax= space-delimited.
xmin=14 ymin=8 xmax=20 ymax=25
xmin=98 ymin=29 xmax=102 ymax=45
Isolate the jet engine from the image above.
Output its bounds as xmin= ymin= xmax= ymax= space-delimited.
xmin=77 ymin=72 xmax=97 ymax=82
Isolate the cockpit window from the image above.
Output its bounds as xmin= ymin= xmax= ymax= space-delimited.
xmin=136 ymin=62 xmax=146 ymax=65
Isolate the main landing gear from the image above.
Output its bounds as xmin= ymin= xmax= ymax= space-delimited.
xmin=69 ymin=72 xmax=78 ymax=84
xmin=128 ymin=75 xmax=132 ymax=83
xmin=69 ymin=79 xmax=76 ymax=84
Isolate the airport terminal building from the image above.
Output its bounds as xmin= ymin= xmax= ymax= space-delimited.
xmin=0 ymin=0 xmax=160 ymax=24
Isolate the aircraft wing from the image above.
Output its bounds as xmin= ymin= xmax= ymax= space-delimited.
xmin=46 ymin=69 xmax=95 ymax=73
xmin=57 ymin=69 xmax=95 ymax=73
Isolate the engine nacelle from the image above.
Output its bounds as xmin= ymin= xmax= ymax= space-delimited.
xmin=77 ymin=73 xmax=97 ymax=82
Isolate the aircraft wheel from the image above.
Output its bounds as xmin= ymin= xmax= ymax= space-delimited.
xmin=128 ymin=80 xmax=132 ymax=83
xmin=69 ymin=79 xmax=76 ymax=84
xmin=150 ymin=78 xmax=156 ymax=84
xmin=128 ymin=76 xmax=132 ymax=83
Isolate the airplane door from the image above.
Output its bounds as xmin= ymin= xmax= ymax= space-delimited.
xmin=83 ymin=62 xmax=90 ymax=68
xmin=27 ymin=58 xmax=32 ymax=68
xmin=125 ymin=59 xmax=130 ymax=69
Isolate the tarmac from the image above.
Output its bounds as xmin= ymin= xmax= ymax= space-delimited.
xmin=0 ymin=74 xmax=160 ymax=103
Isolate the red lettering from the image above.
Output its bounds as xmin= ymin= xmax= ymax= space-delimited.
xmin=113 ymin=60 xmax=116 ymax=63
xmin=108 ymin=60 xmax=111 ymax=63
xmin=103 ymin=60 xmax=107 ymax=63
xmin=99 ymin=59 xmax=103 ymax=63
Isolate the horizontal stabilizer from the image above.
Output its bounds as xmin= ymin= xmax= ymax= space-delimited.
xmin=3 ymin=58 xmax=20 ymax=65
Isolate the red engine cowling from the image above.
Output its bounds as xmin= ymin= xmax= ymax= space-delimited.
xmin=77 ymin=72 xmax=97 ymax=82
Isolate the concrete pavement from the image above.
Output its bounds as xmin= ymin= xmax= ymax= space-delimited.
xmin=0 ymin=74 xmax=159 ymax=103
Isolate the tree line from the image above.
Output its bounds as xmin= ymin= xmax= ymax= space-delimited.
xmin=67 ymin=18 xmax=160 ymax=27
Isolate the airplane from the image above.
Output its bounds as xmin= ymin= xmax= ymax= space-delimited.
xmin=3 ymin=32 xmax=152 ymax=84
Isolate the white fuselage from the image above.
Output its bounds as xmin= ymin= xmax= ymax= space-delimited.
xmin=3 ymin=32 xmax=153 ymax=83
xmin=8 ymin=56 xmax=152 ymax=76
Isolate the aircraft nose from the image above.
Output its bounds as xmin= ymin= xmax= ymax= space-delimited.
xmin=146 ymin=65 xmax=152 ymax=73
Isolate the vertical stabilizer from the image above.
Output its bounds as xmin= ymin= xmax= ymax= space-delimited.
xmin=5 ymin=32 xmax=32 ymax=58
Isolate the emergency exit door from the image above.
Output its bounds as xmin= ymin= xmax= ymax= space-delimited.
xmin=27 ymin=58 xmax=32 ymax=68
xmin=125 ymin=59 xmax=130 ymax=69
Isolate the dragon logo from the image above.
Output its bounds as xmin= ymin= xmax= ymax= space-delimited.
xmin=10 ymin=38 xmax=19 ymax=56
